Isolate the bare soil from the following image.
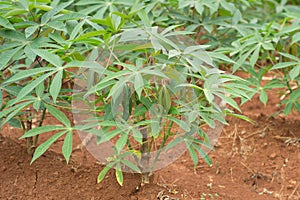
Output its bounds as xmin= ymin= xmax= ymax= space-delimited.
xmin=0 ymin=90 xmax=299 ymax=200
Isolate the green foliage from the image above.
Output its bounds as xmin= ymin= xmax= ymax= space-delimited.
xmin=0 ymin=0 xmax=298 ymax=186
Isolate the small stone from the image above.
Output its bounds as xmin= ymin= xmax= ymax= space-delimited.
xmin=2 ymin=166 xmax=7 ymax=172
xmin=263 ymin=143 xmax=268 ymax=148
xmin=96 ymin=185 xmax=102 ymax=190
xmin=289 ymin=179 xmax=297 ymax=186
xmin=53 ymin=171 xmax=59 ymax=176
xmin=287 ymin=185 xmax=294 ymax=189
xmin=269 ymin=153 xmax=277 ymax=160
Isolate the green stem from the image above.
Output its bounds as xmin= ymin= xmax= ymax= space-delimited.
xmin=283 ymin=69 xmax=293 ymax=94
xmin=33 ymin=108 xmax=47 ymax=147
xmin=150 ymin=121 xmax=173 ymax=172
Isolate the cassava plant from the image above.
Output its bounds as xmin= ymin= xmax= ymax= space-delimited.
xmin=70 ymin=23 xmax=251 ymax=185
xmin=0 ymin=0 xmax=82 ymax=161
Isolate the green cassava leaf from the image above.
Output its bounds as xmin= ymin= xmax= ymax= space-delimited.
xmin=3 ymin=67 xmax=53 ymax=85
xmin=1 ymin=101 xmax=33 ymax=126
xmin=25 ymin=24 xmax=39 ymax=38
xmin=0 ymin=47 xmax=23 ymax=70
xmin=0 ymin=16 xmax=15 ymax=30
xmin=166 ymin=116 xmax=190 ymax=132
xmin=289 ymin=65 xmax=300 ymax=80
xmin=97 ymin=162 xmax=115 ymax=183
xmin=193 ymin=144 xmax=212 ymax=166
xmin=292 ymin=32 xmax=300 ymax=45
xmin=121 ymin=159 xmax=141 ymax=172
xmin=20 ymin=125 xmax=66 ymax=139
xmin=49 ymin=70 xmax=63 ymax=103
xmin=62 ymin=131 xmax=73 ymax=164
xmin=271 ymin=62 xmax=296 ymax=70
xmin=134 ymin=73 xmax=143 ymax=99
xmin=11 ymin=71 xmax=56 ymax=105
xmin=187 ymin=144 xmax=198 ymax=168
xmin=259 ymin=89 xmax=268 ymax=105
xmin=44 ymin=104 xmax=71 ymax=127
xmin=115 ymin=163 xmax=124 ymax=186
xmin=115 ymin=133 xmax=128 ymax=154
xmin=31 ymin=48 xmax=62 ymax=67
xmin=31 ymin=131 xmax=67 ymax=164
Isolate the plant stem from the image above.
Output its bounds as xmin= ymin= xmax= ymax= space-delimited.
xmin=150 ymin=121 xmax=173 ymax=172
xmin=25 ymin=110 xmax=34 ymax=155
xmin=140 ymin=126 xmax=150 ymax=185
xmin=33 ymin=108 xmax=47 ymax=147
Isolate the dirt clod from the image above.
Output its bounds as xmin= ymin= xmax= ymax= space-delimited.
xmin=269 ymin=153 xmax=277 ymax=160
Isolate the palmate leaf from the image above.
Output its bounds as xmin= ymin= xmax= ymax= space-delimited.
xmin=11 ymin=71 xmax=56 ymax=105
xmin=44 ymin=104 xmax=71 ymax=128
xmin=131 ymin=127 xmax=143 ymax=143
xmin=187 ymin=143 xmax=198 ymax=168
xmin=115 ymin=133 xmax=128 ymax=154
xmin=24 ymin=45 xmax=37 ymax=62
xmin=0 ymin=16 xmax=15 ymax=30
xmin=46 ymin=21 xmax=66 ymax=32
xmin=20 ymin=125 xmax=66 ymax=139
xmin=3 ymin=8 xmax=28 ymax=18
xmin=121 ymin=159 xmax=140 ymax=173
xmin=31 ymin=131 xmax=67 ymax=164
xmin=7 ymin=118 xmax=22 ymax=128
xmin=193 ymin=144 xmax=212 ymax=166
xmin=166 ymin=116 xmax=190 ymax=132
xmin=49 ymin=69 xmax=63 ymax=103
xmin=62 ymin=131 xmax=73 ymax=164
xmin=271 ymin=62 xmax=296 ymax=70
xmin=137 ymin=9 xmax=151 ymax=27
xmin=165 ymin=137 xmax=184 ymax=151
xmin=227 ymin=113 xmax=254 ymax=124
xmin=97 ymin=162 xmax=116 ymax=183
xmin=292 ymin=32 xmax=300 ymax=45
xmin=85 ymin=70 xmax=129 ymax=97
xmin=249 ymin=45 xmax=260 ymax=67
xmin=232 ymin=46 xmax=257 ymax=72
xmin=69 ymin=19 xmax=86 ymax=40
xmin=259 ymin=89 xmax=268 ymax=105
xmin=150 ymin=119 xmax=160 ymax=138
xmin=279 ymin=52 xmax=300 ymax=62
xmin=0 ymin=46 xmax=23 ymax=70
xmin=115 ymin=163 xmax=124 ymax=186
xmin=31 ymin=48 xmax=62 ymax=67
xmin=289 ymin=65 xmax=300 ymax=80
xmin=283 ymin=88 xmax=300 ymax=115
xmin=3 ymin=67 xmax=54 ymax=85
xmin=41 ymin=0 xmax=74 ymax=24
xmin=72 ymin=30 xmax=106 ymax=41
xmin=97 ymin=128 xmax=123 ymax=144
xmin=25 ymin=24 xmax=39 ymax=38
xmin=0 ymin=101 xmax=28 ymax=119
xmin=207 ymin=52 xmax=236 ymax=64
xmin=0 ymin=30 xmax=25 ymax=42
xmin=65 ymin=61 xmax=105 ymax=74
xmin=134 ymin=73 xmax=144 ymax=99
xmin=1 ymin=101 xmax=33 ymax=127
